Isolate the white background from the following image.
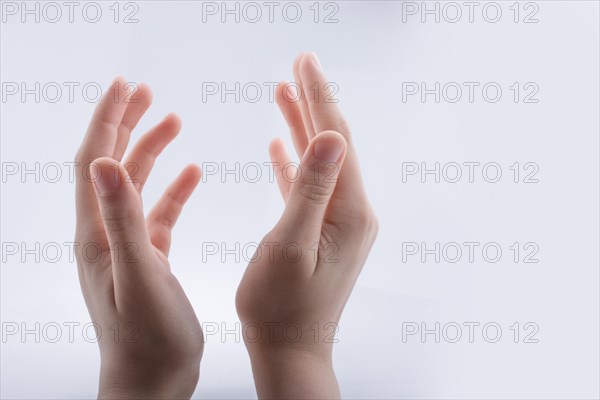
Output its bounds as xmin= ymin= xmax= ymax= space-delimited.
xmin=1 ymin=1 xmax=599 ymax=398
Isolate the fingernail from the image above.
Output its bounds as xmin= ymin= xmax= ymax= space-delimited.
xmin=311 ymin=52 xmax=321 ymax=70
xmin=91 ymin=162 xmax=120 ymax=194
xmin=314 ymin=137 xmax=344 ymax=163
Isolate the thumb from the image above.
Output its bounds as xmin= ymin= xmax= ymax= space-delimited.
xmin=90 ymin=157 xmax=151 ymax=267
xmin=280 ymin=131 xmax=347 ymax=240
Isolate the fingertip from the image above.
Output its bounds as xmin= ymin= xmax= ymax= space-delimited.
xmin=269 ymin=138 xmax=288 ymax=161
xmin=311 ymin=130 xmax=347 ymax=164
xmin=112 ymin=75 xmax=127 ymax=86
xmin=105 ymin=76 xmax=138 ymax=108
xmin=135 ymin=83 xmax=154 ymax=105
xmin=297 ymin=53 xmax=309 ymax=70
xmin=111 ymin=76 xmax=132 ymax=96
xmin=269 ymin=137 xmax=285 ymax=151
xmin=277 ymin=81 xmax=300 ymax=105
xmin=315 ymin=130 xmax=347 ymax=147
xmin=275 ymin=81 xmax=287 ymax=104
xmin=167 ymin=164 xmax=202 ymax=204
xmin=276 ymin=81 xmax=288 ymax=91
xmin=90 ymin=156 xmax=117 ymax=170
xmin=298 ymin=52 xmax=322 ymax=77
xmin=293 ymin=52 xmax=309 ymax=70
xmin=90 ymin=156 xmax=133 ymax=184
xmin=165 ymin=111 xmax=181 ymax=123
xmin=161 ymin=112 xmax=182 ymax=136
xmin=184 ymin=163 xmax=202 ymax=183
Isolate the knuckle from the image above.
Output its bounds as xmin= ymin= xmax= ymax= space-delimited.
xmin=153 ymin=214 xmax=176 ymax=231
xmin=355 ymin=207 xmax=379 ymax=237
xmin=367 ymin=213 xmax=380 ymax=238
xmin=101 ymin=207 xmax=135 ymax=233
xmin=297 ymin=180 xmax=333 ymax=205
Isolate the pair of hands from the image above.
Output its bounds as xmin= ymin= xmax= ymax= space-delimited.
xmin=74 ymin=53 xmax=378 ymax=399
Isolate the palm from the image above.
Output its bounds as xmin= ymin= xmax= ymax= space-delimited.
xmin=74 ymin=78 xmax=203 ymax=395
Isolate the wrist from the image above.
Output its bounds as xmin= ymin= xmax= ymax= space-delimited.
xmin=98 ymin=360 xmax=199 ymax=399
xmin=241 ymin=320 xmax=338 ymax=362
xmin=247 ymin=347 xmax=339 ymax=399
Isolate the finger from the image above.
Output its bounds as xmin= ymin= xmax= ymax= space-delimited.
xmin=90 ymin=157 xmax=153 ymax=275
xmin=297 ymin=53 xmax=369 ymax=198
xmin=275 ymin=81 xmax=309 ymax=157
xmin=280 ymin=131 xmax=347 ymax=241
xmin=113 ymin=83 xmax=153 ymax=161
xmin=268 ymin=138 xmax=293 ymax=202
xmin=147 ymin=164 xmax=201 ymax=256
xmin=79 ymin=77 xmax=132 ymax=161
xmin=293 ymin=53 xmax=316 ymax=139
xmin=298 ymin=53 xmax=350 ymax=141
xmin=123 ymin=113 xmax=181 ymax=193
xmin=76 ymin=76 xmax=131 ymax=234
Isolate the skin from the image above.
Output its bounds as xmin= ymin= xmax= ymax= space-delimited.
xmin=236 ymin=53 xmax=379 ymax=399
xmin=74 ymin=77 xmax=203 ymax=399
xmin=74 ymin=54 xmax=377 ymax=399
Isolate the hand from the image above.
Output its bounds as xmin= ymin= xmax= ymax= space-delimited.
xmin=236 ymin=53 xmax=379 ymax=399
xmin=74 ymin=77 xmax=203 ymax=399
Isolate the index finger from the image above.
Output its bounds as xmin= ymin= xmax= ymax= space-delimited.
xmin=75 ymin=76 xmax=131 ymax=233
xmin=297 ymin=53 xmax=366 ymax=196
xmin=297 ymin=53 xmax=351 ymax=143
